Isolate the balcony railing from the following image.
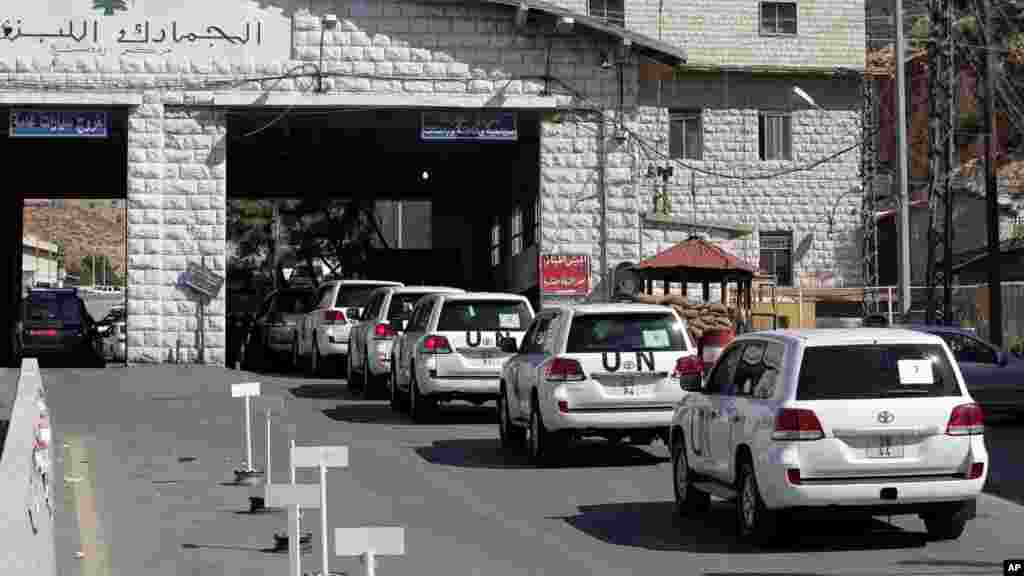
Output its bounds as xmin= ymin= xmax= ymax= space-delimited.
xmin=588 ymin=7 xmax=625 ymax=27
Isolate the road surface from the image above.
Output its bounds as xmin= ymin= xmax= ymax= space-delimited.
xmin=46 ymin=365 xmax=1022 ymax=576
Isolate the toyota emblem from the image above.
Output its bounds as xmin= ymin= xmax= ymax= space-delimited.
xmin=877 ymin=410 xmax=895 ymax=424
xmin=623 ymin=360 xmax=635 ymax=371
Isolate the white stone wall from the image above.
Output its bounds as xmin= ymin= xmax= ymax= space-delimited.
xmin=546 ymin=0 xmax=865 ymax=70
xmin=127 ymin=99 xmax=227 ymax=364
xmin=539 ymin=85 xmax=863 ymax=307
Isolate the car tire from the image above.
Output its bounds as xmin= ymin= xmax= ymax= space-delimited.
xmin=361 ymin=352 xmax=374 ymax=400
xmin=346 ymin=351 xmax=357 ymax=390
xmin=921 ymin=503 xmax=971 ymax=541
xmin=672 ymin=435 xmax=710 ymax=516
xmin=736 ymin=458 xmax=775 ymax=544
xmin=389 ymin=362 xmax=401 ymax=412
xmin=409 ymin=370 xmax=434 ymax=423
xmin=498 ymin=384 xmax=525 ymax=451
xmin=527 ymin=396 xmax=560 ymax=466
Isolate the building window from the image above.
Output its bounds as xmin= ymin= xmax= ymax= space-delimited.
xmin=759 ymin=112 xmax=792 ymax=161
xmin=491 ymin=219 xmax=501 ymax=267
xmin=760 ymin=2 xmax=797 ymax=35
xmin=759 ymin=231 xmax=793 ymax=286
xmin=669 ymin=110 xmax=703 ymax=160
xmin=588 ymin=0 xmax=625 ymax=27
xmin=511 ymin=206 xmax=523 ymax=256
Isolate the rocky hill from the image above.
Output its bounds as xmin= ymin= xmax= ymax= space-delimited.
xmin=23 ymin=200 xmax=126 ymax=282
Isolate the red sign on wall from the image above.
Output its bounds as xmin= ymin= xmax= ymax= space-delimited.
xmin=540 ymin=254 xmax=590 ymax=295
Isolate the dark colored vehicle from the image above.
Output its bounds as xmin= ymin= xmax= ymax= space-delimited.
xmin=17 ymin=288 xmax=103 ymax=366
xmin=244 ymin=287 xmax=315 ymax=371
xmin=899 ymin=324 xmax=1024 ymax=416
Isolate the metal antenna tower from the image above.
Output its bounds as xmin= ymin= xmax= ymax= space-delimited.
xmin=925 ymin=0 xmax=957 ymax=324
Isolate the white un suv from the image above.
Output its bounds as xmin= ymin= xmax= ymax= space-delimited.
xmin=669 ymin=328 xmax=988 ymax=544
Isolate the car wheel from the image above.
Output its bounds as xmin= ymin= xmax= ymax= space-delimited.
xmin=526 ymin=396 xmax=554 ymax=465
xmin=672 ymin=436 xmax=710 ymax=516
xmin=291 ymin=338 xmax=299 ymax=372
xmin=346 ymin=350 xmax=356 ymax=389
xmin=360 ymin=352 xmax=374 ymax=400
xmin=389 ymin=361 xmax=401 ymax=412
xmin=921 ymin=503 xmax=971 ymax=541
xmin=498 ymin=384 xmax=525 ymax=451
xmin=409 ymin=370 xmax=434 ymax=423
xmin=736 ymin=459 xmax=774 ymax=544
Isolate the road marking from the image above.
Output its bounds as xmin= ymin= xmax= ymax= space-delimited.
xmin=64 ymin=436 xmax=111 ymax=576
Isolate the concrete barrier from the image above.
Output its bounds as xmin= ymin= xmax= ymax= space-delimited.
xmin=0 ymin=359 xmax=56 ymax=575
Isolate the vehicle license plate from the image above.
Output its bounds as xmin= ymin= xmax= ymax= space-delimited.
xmin=480 ymin=357 xmax=499 ymax=367
xmin=607 ymin=379 xmax=654 ymax=396
xmin=867 ymin=435 xmax=904 ymax=458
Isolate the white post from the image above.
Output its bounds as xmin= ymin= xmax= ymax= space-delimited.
xmin=290 ymin=438 xmax=296 ymax=484
xmin=244 ymin=395 xmax=252 ymax=471
xmin=365 ymin=550 xmax=376 ymax=576
xmin=290 ymin=504 xmax=301 ymax=576
xmin=266 ymin=410 xmax=272 ymax=484
xmin=321 ymin=462 xmax=328 ymax=576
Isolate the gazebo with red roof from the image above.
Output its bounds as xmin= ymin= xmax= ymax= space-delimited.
xmin=635 ymin=236 xmax=757 ymax=311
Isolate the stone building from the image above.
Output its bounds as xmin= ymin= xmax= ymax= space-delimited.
xmin=0 ymin=0 xmax=865 ymax=366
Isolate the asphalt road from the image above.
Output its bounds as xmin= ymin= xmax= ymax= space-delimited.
xmin=45 ymin=365 xmax=1024 ymax=576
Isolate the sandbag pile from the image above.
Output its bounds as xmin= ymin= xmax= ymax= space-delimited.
xmin=631 ymin=293 xmax=735 ymax=341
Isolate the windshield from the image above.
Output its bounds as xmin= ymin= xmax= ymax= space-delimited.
xmin=25 ymin=293 xmax=82 ymax=324
xmin=336 ymin=285 xmax=394 ymax=309
xmin=797 ymin=344 xmax=961 ymax=400
xmin=437 ymin=300 xmax=532 ymax=332
xmin=567 ymin=313 xmax=688 ymax=353
xmin=388 ymin=293 xmax=431 ymax=321
xmin=275 ymin=291 xmax=311 ymax=315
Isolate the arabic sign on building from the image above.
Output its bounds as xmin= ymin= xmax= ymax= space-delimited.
xmin=421 ymin=110 xmax=518 ymax=142
xmin=10 ymin=110 xmax=108 ymax=138
xmin=540 ymin=254 xmax=591 ymax=296
xmin=0 ymin=0 xmax=289 ymax=60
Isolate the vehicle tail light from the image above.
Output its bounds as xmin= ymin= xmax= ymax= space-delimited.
xmin=422 ymin=335 xmax=452 ymax=354
xmin=30 ymin=329 xmax=57 ymax=337
xmin=967 ymin=462 xmax=985 ymax=479
xmin=946 ymin=403 xmax=985 ymax=436
xmin=672 ymin=356 xmax=703 ymax=389
xmin=322 ymin=310 xmax=346 ymax=325
xmin=786 ymin=468 xmax=801 ymax=485
xmin=374 ymin=323 xmax=396 ymax=339
xmin=772 ymin=408 xmax=825 ymax=441
xmin=546 ymin=358 xmax=585 ymax=382
xmin=557 ymin=400 xmax=569 ymax=413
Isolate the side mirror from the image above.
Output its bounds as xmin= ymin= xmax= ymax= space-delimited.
xmin=390 ymin=318 xmax=405 ymax=332
xmin=499 ymin=337 xmax=518 ymax=354
xmin=678 ymin=373 xmax=703 ymax=392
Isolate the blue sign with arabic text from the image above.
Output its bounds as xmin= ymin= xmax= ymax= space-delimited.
xmin=10 ymin=110 xmax=108 ymax=138
xmin=421 ymin=110 xmax=517 ymax=142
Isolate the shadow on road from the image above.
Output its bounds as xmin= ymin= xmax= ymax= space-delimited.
xmin=414 ymin=438 xmax=668 ymax=470
xmin=31 ymin=355 xmax=105 ymax=369
xmin=289 ymin=384 xmax=357 ymax=400
xmin=321 ymin=402 xmax=495 ymax=425
xmin=894 ymin=559 xmax=1005 ymax=571
xmin=982 ymin=416 xmax=1024 ymax=506
xmin=554 ymin=501 xmax=928 ymax=554
xmin=181 ymin=542 xmax=282 ymax=554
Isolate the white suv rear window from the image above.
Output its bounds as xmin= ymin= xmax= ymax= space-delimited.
xmin=437 ymin=301 xmax=532 ymax=332
xmin=567 ymin=313 xmax=688 ymax=353
xmin=796 ymin=344 xmax=961 ymax=400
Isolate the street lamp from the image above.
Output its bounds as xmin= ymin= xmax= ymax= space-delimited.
xmin=792 ymin=85 xmax=819 ymax=109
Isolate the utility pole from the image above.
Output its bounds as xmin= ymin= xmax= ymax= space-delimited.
xmin=925 ymin=0 xmax=955 ymax=325
xmin=272 ymin=202 xmax=280 ymax=291
xmin=980 ymin=0 xmax=1004 ymax=347
xmin=896 ymin=0 xmax=913 ymax=318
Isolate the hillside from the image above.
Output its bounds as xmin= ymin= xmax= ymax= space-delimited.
xmin=23 ymin=200 xmax=126 ymax=282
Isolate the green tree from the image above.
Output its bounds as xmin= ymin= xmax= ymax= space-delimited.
xmin=93 ymin=0 xmax=128 ymax=16
xmin=80 ymin=254 xmax=121 ymax=286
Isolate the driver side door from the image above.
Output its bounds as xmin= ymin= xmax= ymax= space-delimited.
xmin=691 ymin=343 xmax=743 ymax=478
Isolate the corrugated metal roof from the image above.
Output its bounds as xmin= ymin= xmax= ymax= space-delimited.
xmin=637 ymin=237 xmax=757 ymax=273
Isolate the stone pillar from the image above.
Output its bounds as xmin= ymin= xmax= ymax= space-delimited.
xmin=126 ymin=94 xmax=165 ymax=364
xmin=126 ymin=97 xmax=227 ymax=365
